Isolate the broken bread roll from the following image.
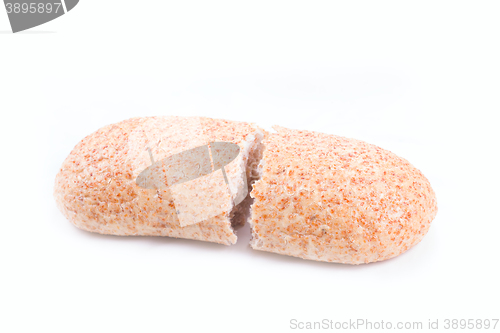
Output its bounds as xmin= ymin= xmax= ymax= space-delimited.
xmin=249 ymin=126 xmax=437 ymax=264
xmin=54 ymin=116 xmax=265 ymax=245
xmin=55 ymin=116 xmax=437 ymax=264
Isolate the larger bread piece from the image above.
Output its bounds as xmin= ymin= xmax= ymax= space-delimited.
xmin=249 ymin=126 xmax=437 ymax=264
xmin=54 ymin=116 xmax=265 ymax=245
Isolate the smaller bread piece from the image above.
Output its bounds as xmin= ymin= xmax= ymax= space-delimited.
xmin=54 ymin=116 xmax=265 ymax=245
xmin=249 ymin=126 xmax=437 ymax=264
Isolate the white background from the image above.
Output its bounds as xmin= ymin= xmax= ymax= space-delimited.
xmin=1 ymin=1 xmax=499 ymax=332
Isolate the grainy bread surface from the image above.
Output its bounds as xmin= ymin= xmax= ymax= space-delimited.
xmin=55 ymin=116 xmax=437 ymax=262
xmin=54 ymin=116 xmax=264 ymax=245
xmin=249 ymin=126 xmax=437 ymax=264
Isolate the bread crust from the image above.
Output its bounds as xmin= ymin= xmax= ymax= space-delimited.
xmin=55 ymin=117 xmax=437 ymax=260
xmin=249 ymin=126 xmax=438 ymax=264
xmin=54 ymin=116 xmax=263 ymax=245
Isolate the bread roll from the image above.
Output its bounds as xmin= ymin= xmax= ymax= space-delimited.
xmin=249 ymin=126 xmax=437 ymax=264
xmin=54 ymin=116 xmax=265 ymax=245
xmin=55 ymin=116 xmax=437 ymax=264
